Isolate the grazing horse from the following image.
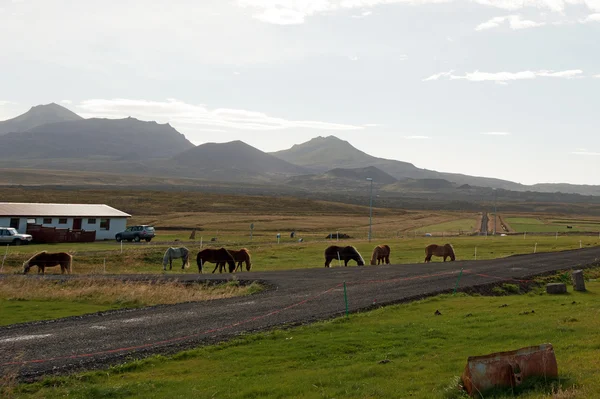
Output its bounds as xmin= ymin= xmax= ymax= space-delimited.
xmin=163 ymin=247 xmax=190 ymax=271
xmin=23 ymin=251 xmax=73 ymax=274
xmin=324 ymin=245 xmax=365 ymax=267
xmin=196 ymin=248 xmax=236 ymax=273
xmin=370 ymin=244 xmax=391 ymax=265
xmin=424 ymin=244 xmax=456 ymax=263
xmin=216 ymin=248 xmax=253 ymax=272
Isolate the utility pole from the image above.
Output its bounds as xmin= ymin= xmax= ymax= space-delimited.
xmin=367 ymin=177 xmax=374 ymax=242
xmin=493 ymin=189 xmax=497 ymax=236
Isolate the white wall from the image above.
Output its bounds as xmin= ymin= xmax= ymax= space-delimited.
xmin=0 ymin=216 xmax=128 ymax=240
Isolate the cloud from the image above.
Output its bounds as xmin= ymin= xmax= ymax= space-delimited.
xmin=422 ymin=70 xmax=455 ymax=81
xmin=236 ymin=0 xmax=600 ymax=25
xmin=363 ymin=123 xmax=383 ymax=127
xmin=425 ymin=69 xmax=584 ymax=82
xmin=76 ymin=98 xmax=363 ymax=131
xmin=60 ymin=100 xmax=72 ymax=105
xmin=403 ymin=135 xmax=430 ymax=139
xmin=0 ymin=101 xmax=16 ymax=106
xmin=351 ymin=10 xmax=373 ymax=18
xmin=595 ymin=74 xmax=600 ymax=78
xmin=481 ymin=131 xmax=511 ymax=135
xmin=571 ymin=150 xmax=600 ymax=156
xmin=475 ymin=15 xmax=545 ymax=31
xmin=581 ymin=13 xmax=600 ymax=22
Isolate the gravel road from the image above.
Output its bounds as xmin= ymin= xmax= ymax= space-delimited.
xmin=1 ymin=246 xmax=599 ymax=380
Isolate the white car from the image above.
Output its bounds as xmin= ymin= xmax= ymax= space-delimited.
xmin=0 ymin=227 xmax=33 ymax=245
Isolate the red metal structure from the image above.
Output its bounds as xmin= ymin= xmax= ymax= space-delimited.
xmin=26 ymin=224 xmax=96 ymax=243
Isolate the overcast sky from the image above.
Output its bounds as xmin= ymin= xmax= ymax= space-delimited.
xmin=1 ymin=0 xmax=599 ymax=185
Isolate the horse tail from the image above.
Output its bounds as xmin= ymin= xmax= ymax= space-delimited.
xmin=67 ymin=253 xmax=73 ymax=274
xmin=184 ymin=248 xmax=190 ymax=268
xmin=370 ymin=247 xmax=378 ymax=265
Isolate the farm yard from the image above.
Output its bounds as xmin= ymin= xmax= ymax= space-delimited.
xmin=2 ymin=188 xmax=600 ymax=398
xmin=505 ymin=216 xmax=600 ymax=233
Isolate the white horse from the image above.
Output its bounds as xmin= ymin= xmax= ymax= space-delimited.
xmin=163 ymin=247 xmax=190 ymax=271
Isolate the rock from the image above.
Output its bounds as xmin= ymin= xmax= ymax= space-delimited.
xmin=546 ymin=283 xmax=567 ymax=294
xmin=378 ymin=359 xmax=391 ymax=364
xmin=434 ymin=310 xmax=442 ymax=316
xmin=572 ymin=270 xmax=586 ymax=292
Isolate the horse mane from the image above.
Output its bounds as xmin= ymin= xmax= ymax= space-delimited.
xmin=25 ymin=251 xmax=48 ymax=264
xmin=370 ymin=247 xmax=379 ymax=265
xmin=348 ymin=246 xmax=365 ymax=265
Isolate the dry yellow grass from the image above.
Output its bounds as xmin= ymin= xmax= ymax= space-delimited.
xmin=0 ymin=277 xmax=259 ymax=307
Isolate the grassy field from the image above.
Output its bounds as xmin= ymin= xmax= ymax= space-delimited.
xmin=416 ymin=216 xmax=479 ymax=234
xmin=506 ymin=216 xmax=600 ymax=233
xmin=1 ymin=235 xmax=598 ymax=275
xmin=0 ymin=278 xmax=261 ymax=326
xmin=10 ymin=272 xmax=600 ymax=399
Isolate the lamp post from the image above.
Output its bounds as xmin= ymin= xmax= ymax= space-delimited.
xmin=493 ymin=188 xmax=497 ymax=236
xmin=367 ymin=177 xmax=373 ymax=242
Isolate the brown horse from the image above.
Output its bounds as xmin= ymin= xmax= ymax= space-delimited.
xmin=324 ymin=245 xmax=365 ymax=267
xmin=370 ymin=244 xmax=391 ymax=265
xmin=216 ymin=248 xmax=253 ymax=272
xmin=196 ymin=248 xmax=236 ymax=273
xmin=23 ymin=251 xmax=73 ymax=274
xmin=424 ymin=244 xmax=456 ymax=262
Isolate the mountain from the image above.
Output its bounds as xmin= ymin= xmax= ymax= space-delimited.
xmin=171 ymin=140 xmax=310 ymax=182
xmin=323 ymin=166 xmax=397 ymax=184
xmin=0 ymin=117 xmax=194 ymax=159
xmin=272 ymin=135 xmax=524 ymax=190
xmin=0 ymin=103 xmax=83 ymax=135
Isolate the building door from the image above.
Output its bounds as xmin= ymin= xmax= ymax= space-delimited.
xmin=73 ymin=218 xmax=82 ymax=230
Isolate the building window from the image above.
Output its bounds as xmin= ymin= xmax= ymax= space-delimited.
xmin=10 ymin=218 xmax=20 ymax=229
xmin=100 ymin=218 xmax=110 ymax=230
xmin=27 ymin=218 xmax=36 ymax=224
xmin=43 ymin=218 xmax=52 ymax=224
xmin=88 ymin=218 xmax=96 ymax=224
xmin=58 ymin=218 xmax=67 ymax=224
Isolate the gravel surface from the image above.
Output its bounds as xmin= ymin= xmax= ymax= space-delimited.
xmin=1 ymin=246 xmax=599 ymax=380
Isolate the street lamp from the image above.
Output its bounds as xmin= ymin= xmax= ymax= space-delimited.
xmin=366 ymin=177 xmax=374 ymax=242
xmin=493 ymin=188 xmax=497 ymax=236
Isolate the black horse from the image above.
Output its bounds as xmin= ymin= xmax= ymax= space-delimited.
xmin=196 ymin=248 xmax=236 ymax=273
xmin=324 ymin=245 xmax=365 ymax=267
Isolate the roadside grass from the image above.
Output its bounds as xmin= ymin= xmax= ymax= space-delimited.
xmin=0 ymin=278 xmax=262 ymax=326
xmin=12 ymin=279 xmax=600 ymax=399
xmin=2 ymin=235 xmax=598 ymax=275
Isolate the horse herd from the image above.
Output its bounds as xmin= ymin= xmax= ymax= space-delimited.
xmin=20 ymin=244 xmax=456 ymax=275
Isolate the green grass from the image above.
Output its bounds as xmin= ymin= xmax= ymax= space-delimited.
xmin=417 ymin=218 xmax=479 ymax=234
xmin=2 ymin=235 xmax=598 ymax=275
xmin=0 ymin=299 xmax=123 ymax=326
xmin=507 ymin=217 xmax=600 ymax=233
xmin=12 ymin=280 xmax=600 ymax=399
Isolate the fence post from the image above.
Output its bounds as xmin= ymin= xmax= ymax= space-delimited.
xmin=200 ymin=236 xmax=203 ymax=248
xmin=343 ymin=281 xmax=349 ymax=317
xmin=0 ymin=245 xmax=8 ymax=273
xmin=474 ymin=247 xmax=477 ymax=260
xmin=534 ymin=243 xmax=537 ymax=253
xmin=453 ymin=268 xmax=464 ymax=295
xmin=103 ymin=258 xmax=106 ymax=274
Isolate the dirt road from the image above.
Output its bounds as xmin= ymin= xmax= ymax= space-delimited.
xmin=1 ymin=246 xmax=599 ymax=380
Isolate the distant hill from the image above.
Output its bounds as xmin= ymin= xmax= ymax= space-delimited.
xmin=271 ymin=135 xmax=526 ymax=190
xmin=171 ymin=140 xmax=310 ymax=182
xmin=0 ymin=103 xmax=83 ymax=135
xmin=0 ymin=117 xmax=194 ymax=159
xmin=323 ymin=166 xmax=397 ymax=184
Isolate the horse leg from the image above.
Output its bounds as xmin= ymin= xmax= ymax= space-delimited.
xmin=344 ymin=259 xmax=349 ymax=267
xmin=324 ymin=257 xmax=331 ymax=268
xmin=443 ymin=256 xmax=447 ymax=262
xmin=212 ymin=263 xmax=219 ymax=273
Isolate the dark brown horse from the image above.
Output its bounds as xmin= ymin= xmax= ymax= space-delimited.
xmin=216 ymin=248 xmax=253 ymax=272
xmin=196 ymin=248 xmax=236 ymax=273
xmin=23 ymin=251 xmax=73 ymax=274
xmin=324 ymin=245 xmax=365 ymax=267
xmin=370 ymin=244 xmax=391 ymax=265
xmin=424 ymin=244 xmax=456 ymax=262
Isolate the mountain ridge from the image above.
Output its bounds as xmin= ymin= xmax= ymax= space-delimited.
xmin=0 ymin=103 xmax=83 ymax=135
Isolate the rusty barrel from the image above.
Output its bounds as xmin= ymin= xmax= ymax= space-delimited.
xmin=461 ymin=343 xmax=558 ymax=396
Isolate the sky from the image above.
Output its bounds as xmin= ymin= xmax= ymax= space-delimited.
xmin=1 ymin=0 xmax=599 ymax=185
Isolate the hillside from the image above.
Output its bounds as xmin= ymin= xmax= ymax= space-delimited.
xmin=272 ymin=135 xmax=526 ymax=190
xmin=0 ymin=103 xmax=83 ymax=135
xmin=171 ymin=140 xmax=310 ymax=182
xmin=0 ymin=117 xmax=194 ymax=159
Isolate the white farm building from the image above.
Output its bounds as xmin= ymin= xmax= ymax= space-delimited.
xmin=0 ymin=203 xmax=131 ymax=241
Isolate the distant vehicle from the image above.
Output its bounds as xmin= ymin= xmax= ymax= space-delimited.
xmin=115 ymin=225 xmax=155 ymax=242
xmin=425 ymin=233 xmax=432 ymax=237
xmin=0 ymin=227 xmax=33 ymax=245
